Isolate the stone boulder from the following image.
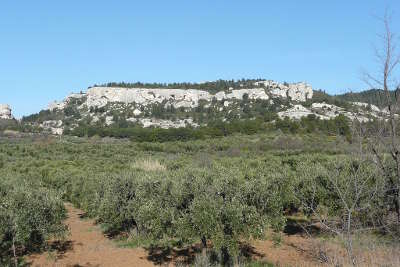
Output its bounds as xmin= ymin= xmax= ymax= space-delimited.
xmin=40 ymin=120 xmax=63 ymax=135
xmin=0 ymin=104 xmax=12 ymax=119
xmin=255 ymin=80 xmax=313 ymax=101
xmin=287 ymin=82 xmax=313 ymax=102
xmin=278 ymin=105 xmax=318 ymax=120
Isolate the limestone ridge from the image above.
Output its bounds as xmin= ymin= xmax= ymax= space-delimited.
xmin=277 ymin=102 xmax=388 ymax=123
xmin=48 ymin=81 xmax=313 ymax=112
xmin=40 ymin=81 xmax=313 ymax=133
xmin=23 ymin=79 xmax=389 ymax=135
xmin=0 ymin=104 xmax=13 ymax=120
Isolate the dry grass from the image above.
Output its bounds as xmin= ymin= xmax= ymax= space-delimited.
xmin=248 ymin=229 xmax=400 ymax=267
xmin=131 ymin=158 xmax=166 ymax=172
xmin=306 ymin=234 xmax=400 ymax=267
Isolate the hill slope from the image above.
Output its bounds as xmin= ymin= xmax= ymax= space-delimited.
xmin=336 ymin=89 xmax=396 ymax=107
xmin=17 ymin=79 xmax=391 ymax=136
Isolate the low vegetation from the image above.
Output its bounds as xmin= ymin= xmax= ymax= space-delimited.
xmin=95 ymin=79 xmax=266 ymax=94
xmin=61 ymin=114 xmax=351 ymax=143
xmin=0 ymin=176 xmax=67 ymax=266
xmin=0 ymin=129 xmax=399 ymax=266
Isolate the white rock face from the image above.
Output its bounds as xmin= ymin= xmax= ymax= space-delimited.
xmin=105 ymin=116 xmax=114 ymax=126
xmin=270 ymin=88 xmax=288 ymax=98
xmin=311 ymin=102 xmax=344 ymax=118
xmin=279 ymin=102 xmax=380 ymax=122
xmin=51 ymin=128 xmax=64 ymax=135
xmin=254 ymin=80 xmax=280 ymax=88
xmin=48 ymin=92 xmax=86 ymax=111
xmin=215 ymin=92 xmax=226 ymax=101
xmin=48 ymin=101 xmax=66 ymax=111
xmin=254 ymin=81 xmax=313 ymax=101
xmin=85 ymin=87 xmax=270 ymax=109
xmin=0 ymin=104 xmax=12 ymax=119
xmin=278 ymin=105 xmax=319 ymax=120
xmin=139 ymin=118 xmax=199 ymax=129
xmin=86 ymin=87 xmax=210 ymax=109
xmin=47 ymin=81 xmax=313 ymax=114
xmin=41 ymin=80 xmax=318 ymax=132
xmin=92 ymin=116 xmax=100 ymax=123
xmin=133 ymin=109 xmax=142 ymax=116
xmin=311 ymin=102 xmax=339 ymax=109
xmin=287 ymin=83 xmax=313 ymax=102
xmin=42 ymin=120 xmax=63 ymax=128
xmin=352 ymin=102 xmax=381 ymax=113
xmin=40 ymin=120 xmax=63 ymax=135
xmin=216 ymin=89 xmax=270 ymax=101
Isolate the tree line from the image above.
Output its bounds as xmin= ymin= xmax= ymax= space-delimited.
xmin=64 ymin=115 xmax=351 ymax=142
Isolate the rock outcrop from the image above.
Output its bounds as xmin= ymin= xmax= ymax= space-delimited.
xmin=48 ymin=81 xmax=313 ymax=113
xmin=84 ymin=87 xmax=270 ymax=109
xmin=41 ymin=120 xmax=63 ymax=135
xmin=35 ymin=80 xmax=326 ymax=134
xmin=48 ymin=93 xmax=86 ymax=111
xmin=0 ymin=104 xmax=12 ymax=119
xmin=20 ymin=78 xmax=395 ymax=136
xmin=278 ymin=105 xmax=316 ymax=120
xmin=128 ymin=118 xmax=199 ymax=129
xmin=278 ymin=101 xmax=387 ymax=122
xmin=254 ymin=81 xmax=313 ymax=101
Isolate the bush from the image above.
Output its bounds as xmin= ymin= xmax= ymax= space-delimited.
xmin=59 ymin=163 xmax=286 ymax=262
xmin=0 ymin=177 xmax=67 ymax=265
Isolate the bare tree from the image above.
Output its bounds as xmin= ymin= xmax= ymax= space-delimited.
xmin=296 ymin=157 xmax=384 ymax=266
xmin=294 ymin=10 xmax=400 ymax=267
xmin=363 ymin=11 xmax=400 ymax=224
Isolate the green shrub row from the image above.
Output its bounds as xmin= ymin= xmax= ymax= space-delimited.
xmin=0 ymin=176 xmax=67 ymax=265
xmin=63 ymin=115 xmax=351 ymax=142
xmin=62 ymin=163 xmax=288 ymax=261
xmin=0 ymin=134 xmax=388 ymax=265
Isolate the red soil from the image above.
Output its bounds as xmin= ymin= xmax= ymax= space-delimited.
xmin=26 ymin=204 xmax=320 ymax=267
xmin=27 ymin=204 xmax=154 ymax=267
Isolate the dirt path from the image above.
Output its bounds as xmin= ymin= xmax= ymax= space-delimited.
xmin=26 ymin=203 xmax=320 ymax=267
xmin=27 ymin=203 xmax=155 ymax=267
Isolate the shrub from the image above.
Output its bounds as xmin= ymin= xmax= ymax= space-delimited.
xmin=0 ymin=177 xmax=67 ymax=265
xmin=131 ymin=158 xmax=166 ymax=172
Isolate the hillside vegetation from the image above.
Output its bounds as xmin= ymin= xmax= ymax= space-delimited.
xmin=8 ymin=78 xmax=389 ymax=140
xmin=97 ymin=79 xmax=266 ymax=93
xmin=1 ymin=130 xmax=399 ymax=266
xmin=1 ymin=80 xmax=399 ymax=266
xmin=336 ymin=89 xmax=397 ymax=108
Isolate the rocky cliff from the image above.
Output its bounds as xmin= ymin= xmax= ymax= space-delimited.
xmin=20 ymin=79 xmax=390 ymax=135
xmin=0 ymin=104 xmax=12 ymax=120
xmin=48 ymin=80 xmax=313 ymax=112
xmin=36 ymin=80 xmax=314 ymax=133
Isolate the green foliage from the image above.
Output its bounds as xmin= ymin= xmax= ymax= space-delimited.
xmin=64 ymin=106 xmax=81 ymax=118
xmin=0 ymin=130 xmax=387 ymax=264
xmin=0 ymin=119 xmax=19 ymax=132
xmin=306 ymin=90 xmax=351 ymax=109
xmin=292 ymin=157 xmax=387 ymax=230
xmin=64 ymin=118 xmax=267 ymax=142
xmin=97 ymin=79 xmax=265 ymax=94
xmin=64 ymin=115 xmax=352 ymax=142
xmin=62 ymin=165 xmax=285 ymax=259
xmin=274 ymin=114 xmax=351 ymax=141
xmin=0 ymin=177 xmax=67 ymax=264
xmin=336 ymin=89 xmax=396 ymax=108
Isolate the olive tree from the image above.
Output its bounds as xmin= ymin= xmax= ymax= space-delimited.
xmin=175 ymin=165 xmax=285 ymax=265
xmin=0 ymin=178 xmax=67 ymax=266
xmin=295 ymin=158 xmax=385 ymax=266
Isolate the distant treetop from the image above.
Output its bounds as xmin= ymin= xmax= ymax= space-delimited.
xmin=91 ymin=79 xmax=266 ymax=93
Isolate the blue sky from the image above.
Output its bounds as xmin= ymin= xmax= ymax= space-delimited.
xmin=1 ymin=1 xmax=399 ymax=117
